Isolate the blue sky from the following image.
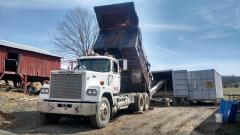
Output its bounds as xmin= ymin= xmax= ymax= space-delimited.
xmin=0 ymin=0 xmax=240 ymax=75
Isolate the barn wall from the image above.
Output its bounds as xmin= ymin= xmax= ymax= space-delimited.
xmin=0 ymin=46 xmax=7 ymax=73
xmin=19 ymin=51 xmax=60 ymax=77
xmin=0 ymin=45 xmax=60 ymax=78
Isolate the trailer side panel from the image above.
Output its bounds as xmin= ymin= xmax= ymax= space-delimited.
xmin=172 ymin=70 xmax=188 ymax=98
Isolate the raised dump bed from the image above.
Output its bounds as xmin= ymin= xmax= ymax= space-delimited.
xmin=188 ymin=69 xmax=223 ymax=102
xmin=93 ymin=2 xmax=152 ymax=93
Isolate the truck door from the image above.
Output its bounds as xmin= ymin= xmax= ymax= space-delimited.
xmin=109 ymin=61 xmax=120 ymax=93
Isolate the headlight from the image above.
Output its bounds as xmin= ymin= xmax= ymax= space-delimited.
xmin=87 ymin=89 xmax=97 ymax=96
xmin=41 ymin=88 xmax=49 ymax=94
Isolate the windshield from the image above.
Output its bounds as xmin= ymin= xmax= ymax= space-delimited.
xmin=77 ymin=59 xmax=110 ymax=72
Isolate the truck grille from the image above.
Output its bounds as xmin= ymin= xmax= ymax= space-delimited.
xmin=50 ymin=74 xmax=83 ymax=99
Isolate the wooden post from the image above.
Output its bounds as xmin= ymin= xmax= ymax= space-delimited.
xmin=23 ymin=75 xmax=28 ymax=94
xmin=70 ymin=61 xmax=73 ymax=70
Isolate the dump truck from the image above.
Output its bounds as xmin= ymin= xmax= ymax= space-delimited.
xmin=37 ymin=2 xmax=159 ymax=128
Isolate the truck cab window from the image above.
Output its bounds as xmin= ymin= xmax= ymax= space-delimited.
xmin=78 ymin=59 xmax=110 ymax=72
xmin=113 ymin=62 xmax=118 ymax=73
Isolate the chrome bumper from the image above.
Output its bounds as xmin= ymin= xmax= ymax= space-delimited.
xmin=37 ymin=100 xmax=97 ymax=116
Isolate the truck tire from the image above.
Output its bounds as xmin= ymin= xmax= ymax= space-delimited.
xmin=143 ymin=93 xmax=149 ymax=111
xmin=91 ymin=97 xmax=111 ymax=128
xmin=40 ymin=112 xmax=61 ymax=124
xmin=134 ymin=93 xmax=144 ymax=112
xmin=128 ymin=103 xmax=136 ymax=113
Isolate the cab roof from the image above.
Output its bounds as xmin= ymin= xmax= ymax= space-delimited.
xmin=77 ymin=55 xmax=117 ymax=61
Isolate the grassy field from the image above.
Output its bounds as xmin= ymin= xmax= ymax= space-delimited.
xmin=224 ymin=88 xmax=240 ymax=95
xmin=223 ymin=88 xmax=240 ymax=99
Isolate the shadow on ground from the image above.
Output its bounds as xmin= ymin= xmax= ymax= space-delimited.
xmin=0 ymin=108 xmax=140 ymax=134
xmin=0 ymin=111 xmax=96 ymax=134
xmin=151 ymin=100 xmax=217 ymax=107
xmin=191 ymin=109 xmax=240 ymax=135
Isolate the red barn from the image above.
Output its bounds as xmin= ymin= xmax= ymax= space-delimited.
xmin=0 ymin=40 xmax=61 ymax=91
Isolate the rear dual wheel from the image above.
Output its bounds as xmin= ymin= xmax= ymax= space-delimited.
xmin=129 ymin=93 xmax=149 ymax=113
xmin=135 ymin=93 xmax=144 ymax=112
xmin=143 ymin=93 xmax=149 ymax=111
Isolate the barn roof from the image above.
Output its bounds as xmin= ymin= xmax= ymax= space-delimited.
xmin=0 ymin=39 xmax=60 ymax=58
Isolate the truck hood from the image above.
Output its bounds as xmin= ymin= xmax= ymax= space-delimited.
xmin=50 ymin=70 xmax=110 ymax=88
xmin=51 ymin=70 xmax=110 ymax=75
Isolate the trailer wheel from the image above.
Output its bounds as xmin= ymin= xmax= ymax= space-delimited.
xmin=172 ymin=99 xmax=177 ymax=106
xmin=189 ymin=101 xmax=194 ymax=105
xmin=134 ymin=93 xmax=144 ymax=112
xmin=40 ymin=112 xmax=61 ymax=124
xmin=90 ymin=97 xmax=111 ymax=128
xmin=164 ymin=98 xmax=171 ymax=107
xmin=143 ymin=93 xmax=149 ymax=111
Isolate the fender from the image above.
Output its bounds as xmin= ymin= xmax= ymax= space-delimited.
xmin=98 ymin=87 xmax=115 ymax=106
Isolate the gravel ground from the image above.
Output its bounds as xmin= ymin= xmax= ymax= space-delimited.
xmin=0 ymin=92 xmax=223 ymax=135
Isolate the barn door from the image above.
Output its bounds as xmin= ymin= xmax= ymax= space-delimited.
xmin=5 ymin=52 xmax=19 ymax=72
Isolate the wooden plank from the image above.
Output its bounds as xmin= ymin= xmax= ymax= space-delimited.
xmin=19 ymin=51 xmax=60 ymax=77
xmin=24 ymin=75 xmax=28 ymax=94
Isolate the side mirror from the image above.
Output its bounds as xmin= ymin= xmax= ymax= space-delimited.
xmin=118 ymin=59 xmax=127 ymax=71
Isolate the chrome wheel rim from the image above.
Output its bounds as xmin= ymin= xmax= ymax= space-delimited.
xmin=100 ymin=102 xmax=108 ymax=121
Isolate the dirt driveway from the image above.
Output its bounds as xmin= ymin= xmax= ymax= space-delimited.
xmin=0 ymin=92 xmax=221 ymax=135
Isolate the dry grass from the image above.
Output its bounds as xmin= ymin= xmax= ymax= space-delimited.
xmin=223 ymin=88 xmax=240 ymax=99
xmin=224 ymin=88 xmax=240 ymax=95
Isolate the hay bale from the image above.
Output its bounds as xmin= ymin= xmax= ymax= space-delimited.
xmin=32 ymin=82 xmax=42 ymax=91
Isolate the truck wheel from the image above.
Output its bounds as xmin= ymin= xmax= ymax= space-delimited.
xmin=40 ymin=112 xmax=61 ymax=124
xmin=143 ymin=93 xmax=149 ymax=111
xmin=91 ymin=97 xmax=111 ymax=128
xmin=128 ymin=103 xmax=136 ymax=113
xmin=134 ymin=93 xmax=144 ymax=112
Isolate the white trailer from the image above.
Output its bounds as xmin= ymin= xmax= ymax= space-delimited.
xmin=188 ymin=69 xmax=223 ymax=103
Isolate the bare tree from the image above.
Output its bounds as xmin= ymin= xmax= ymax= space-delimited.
xmin=52 ymin=7 xmax=98 ymax=58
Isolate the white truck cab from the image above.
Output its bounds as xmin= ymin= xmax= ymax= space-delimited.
xmin=37 ymin=56 xmax=141 ymax=128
